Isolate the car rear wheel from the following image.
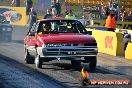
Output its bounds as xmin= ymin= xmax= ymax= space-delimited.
xmin=89 ymin=56 xmax=97 ymax=71
xmin=7 ymin=36 xmax=12 ymax=42
xmin=35 ymin=54 xmax=43 ymax=68
xmin=25 ymin=49 xmax=34 ymax=64
xmin=71 ymin=60 xmax=81 ymax=67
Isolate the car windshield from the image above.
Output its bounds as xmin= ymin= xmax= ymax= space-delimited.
xmin=38 ymin=20 xmax=87 ymax=34
xmin=0 ymin=15 xmax=7 ymax=23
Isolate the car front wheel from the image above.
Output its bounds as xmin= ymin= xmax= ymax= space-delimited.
xmin=35 ymin=54 xmax=43 ymax=68
xmin=25 ymin=49 xmax=34 ymax=64
xmin=89 ymin=56 xmax=97 ymax=71
xmin=71 ymin=60 xmax=81 ymax=67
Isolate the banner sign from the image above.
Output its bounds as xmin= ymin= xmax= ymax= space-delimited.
xmin=0 ymin=6 xmax=26 ymax=26
xmin=87 ymin=29 xmax=124 ymax=56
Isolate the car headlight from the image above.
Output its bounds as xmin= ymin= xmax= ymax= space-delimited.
xmin=2 ymin=28 xmax=6 ymax=31
xmin=94 ymin=48 xmax=98 ymax=51
xmin=42 ymin=44 xmax=46 ymax=48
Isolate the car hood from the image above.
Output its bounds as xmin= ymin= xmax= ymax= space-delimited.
xmin=37 ymin=33 xmax=96 ymax=44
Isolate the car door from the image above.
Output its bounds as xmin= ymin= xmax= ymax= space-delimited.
xmin=25 ymin=23 xmax=38 ymax=56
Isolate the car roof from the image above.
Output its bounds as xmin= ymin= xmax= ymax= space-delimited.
xmin=38 ymin=17 xmax=75 ymax=22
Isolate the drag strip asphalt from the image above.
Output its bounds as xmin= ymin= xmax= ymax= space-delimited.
xmin=0 ymin=26 xmax=131 ymax=88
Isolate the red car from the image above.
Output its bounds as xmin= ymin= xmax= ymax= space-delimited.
xmin=24 ymin=18 xmax=98 ymax=71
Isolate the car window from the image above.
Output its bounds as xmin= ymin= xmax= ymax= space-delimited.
xmin=38 ymin=20 xmax=86 ymax=34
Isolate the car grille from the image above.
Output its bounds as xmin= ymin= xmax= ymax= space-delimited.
xmin=42 ymin=44 xmax=98 ymax=57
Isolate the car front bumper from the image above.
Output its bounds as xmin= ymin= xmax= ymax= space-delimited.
xmin=37 ymin=46 xmax=98 ymax=58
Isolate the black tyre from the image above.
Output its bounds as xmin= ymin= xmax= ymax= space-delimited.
xmin=4 ymin=37 xmax=10 ymax=42
xmin=35 ymin=54 xmax=43 ymax=68
xmin=7 ymin=36 xmax=12 ymax=42
xmin=89 ymin=56 xmax=97 ymax=71
xmin=71 ymin=60 xmax=81 ymax=67
xmin=25 ymin=49 xmax=34 ymax=64
xmin=4 ymin=33 xmax=12 ymax=42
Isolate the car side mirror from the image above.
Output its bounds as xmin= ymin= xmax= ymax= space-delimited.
xmin=86 ymin=31 xmax=92 ymax=35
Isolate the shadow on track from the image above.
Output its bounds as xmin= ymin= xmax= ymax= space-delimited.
xmin=46 ymin=62 xmax=123 ymax=75
xmin=0 ymin=54 xmax=69 ymax=88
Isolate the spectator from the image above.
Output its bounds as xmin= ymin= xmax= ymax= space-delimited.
xmin=16 ymin=0 xmax=20 ymax=7
xmin=65 ymin=10 xmax=76 ymax=19
xmin=52 ymin=7 xmax=57 ymax=18
xmin=11 ymin=0 xmax=20 ymax=7
xmin=121 ymin=11 xmax=125 ymax=21
xmin=29 ymin=7 xmax=37 ymax=28
xmin=65 ymin=9 xmax=69 ymax=15
xmin=105 ymin=10 xmax=116 ymax=32
xmin=11 ymin=0 xmax=15 ymax=5
xmin=51 ymin=0 xmax=56 ymax=8
xmin=25 ymin=0 xmax=33 ymax=15
xmin=43 ymin=9 xmax=52 ymax=19
xmin=65 ymin=1 xmax=70 ymax=14
xmin=125 ymin=11 xmax=132 ymax=22
xmin=54 ymin=0 xmax=61 ymax=17
xmin=105 ymin=5 xmax=110 ymax=16
xmin=100 ymin=2 xmax=106 ymax=19
xmin=105 ymin=1 xmax=117 ymax=17
xmin=120 ymin=6 xmax=125 ymax=14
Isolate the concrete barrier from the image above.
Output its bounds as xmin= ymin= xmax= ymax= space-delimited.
xmin=87 ymin=29 xmax=124 ymax=56
xmin=91 ymin=20 xmax=132 ymax=30
xmin=125 ymin=43 xmax=132 ymax=60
